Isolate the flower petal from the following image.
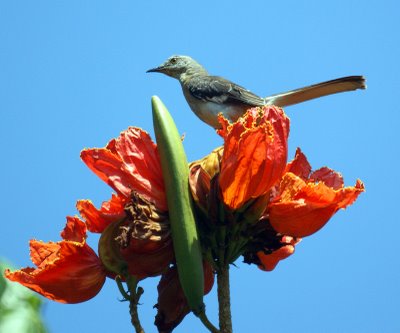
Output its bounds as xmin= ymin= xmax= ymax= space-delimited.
xmin=189 ymin=163 xmax=211 ymax=211
xmin=257 ymin=244 xmax=295 ymax=271
xmin=114 ymin=127 xmax=166 ymax=209
xmin=310 ymin=167 xmax=344 ymax=190
xmin=29 ymin=241 xmax=62 ymax=269
xmin=81 ymin=127 xmax=167 ymax=210
xmin=5 ymin=239 xmax=105 ymax=304
xmin=77 ymin=194 xmax=126 ymax=233
xmin=218 ymin=106 xmax=289 ymax=209
xmin=269 ymin=173 xmax=365 ymax=237
xmin=189 ymin=147 xmax=224 ymax=211
xmin=60 ymin=216 xmax=87 ymax=242
xmin=285 ymin=148 xmax=311 ymax=179
xmin=81 ymin=147 xmax=134 ymax=197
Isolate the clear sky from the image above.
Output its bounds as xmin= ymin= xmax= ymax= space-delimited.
xmin=1 ymin=1 xmax=398 ymax=332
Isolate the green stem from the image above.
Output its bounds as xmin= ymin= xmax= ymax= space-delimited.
xmin=126 ymin=276 xmax=145 ymax=333
xmin=217 ymin=265 xmax=232 ymax=333
xmin=198 ymin=310 xmax=221 ymax=333
xmin=115 ymin=275 xmax=130 ymax=300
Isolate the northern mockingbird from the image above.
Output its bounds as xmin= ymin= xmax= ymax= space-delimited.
xmin=147 ymin=55 xmax=366 ymax=129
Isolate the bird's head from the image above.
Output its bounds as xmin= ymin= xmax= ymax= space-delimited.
xmin=147 ymin=55 xmax=207 ymax=80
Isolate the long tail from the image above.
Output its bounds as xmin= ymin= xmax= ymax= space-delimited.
xmin=264 ymin=76 xmax=366 ymax=107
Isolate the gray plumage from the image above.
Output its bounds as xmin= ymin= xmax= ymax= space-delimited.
xmin=147 ymin=55 xmax=366 ymax=129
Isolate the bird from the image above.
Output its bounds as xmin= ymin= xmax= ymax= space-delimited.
xmin=147 ymin=55 xmax=366 ymax=129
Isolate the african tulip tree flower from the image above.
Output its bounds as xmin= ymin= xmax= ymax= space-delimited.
xmin=4 ymin=217 xmax=106 ymax=304
xmin=189 ymin=106 xmax=292 ymax=268
xmin=217 ymin=106 xmax=290 ymax=210
xmin=190 ymin=105 xmax=290 ymax=217
xmin=78 ymin=126 xmax=173 ymax=278
xmin=268 ymin=148 xmax=365 ymax=238
xmin=6 ymin=127 xmax=174 ymax=304
xmin=189 ymin=108 xmax=364 ymax=272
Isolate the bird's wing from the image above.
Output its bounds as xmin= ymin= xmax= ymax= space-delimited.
xmin=187 ymin=75 xmax=265 ymax=106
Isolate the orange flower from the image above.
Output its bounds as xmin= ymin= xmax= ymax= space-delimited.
xmin=6 ymin=127 xmax=174 ymax=304
xmin=217 ymin=106 xmax=290 ymax=209
xmin=79 ymin=127 xmax=173 ymax=278
xmin=268 ymin=148 xmax=365 ymax=237
xmin=5 ymin=217 xmax=106 ymax=303
xmin=189 ymin=109 xmax=364 ymax=274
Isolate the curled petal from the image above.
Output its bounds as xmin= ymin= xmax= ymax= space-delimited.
xmin=30 ymin=217 xmax=87 ymax=268
xmin=60 ymin=216 xmax=87 ymax=242
xmin=5 ymin=238 xmax=105 ymax=304
xmin=285 ymin=148 xmax=312 ymax=179
xmin=310 ymin=167 xmax=344 ymax=190
xmin=257 ymin=235 xmax=299 ymax=271
xmin=77 ymin=194 xmax=126 ymax=233
xmin=189 ymin=164 xmax=211 ymax=211
xmin=105 ymin=138 xmax=118 ymax=153
xmin=190 ymin=146 xmax=224 ymax=180
xmin=189 ymin=147 xmax=224 ymax=211
xmin=218 ymin=106 xmax=289 ymax=209
xmin=269 ymin=172 xmax=365 ymax=237
xmin=257 ymin=244 xmax=295 ymax=271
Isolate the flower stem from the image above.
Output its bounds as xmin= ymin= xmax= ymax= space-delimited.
xmin=198 ymin=310 xmax=220 ymax=333
xmin=217 ymin=265 xmax=232 ymax=333
xmin=126 ymin=276 xmax=145 ymax=333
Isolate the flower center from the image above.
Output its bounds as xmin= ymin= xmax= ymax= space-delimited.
xmin=117 ymin=191 xmax=170 ymax=248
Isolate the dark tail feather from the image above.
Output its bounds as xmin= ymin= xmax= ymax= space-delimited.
xmin=264 ymin=76 xmax=366 ymax=107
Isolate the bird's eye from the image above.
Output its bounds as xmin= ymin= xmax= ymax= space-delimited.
xmin=170 ymin=57 xmax=177 ymax=64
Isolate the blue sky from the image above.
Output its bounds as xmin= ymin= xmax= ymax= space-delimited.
xmin=1 ymin=1 xmax=398 ymax=332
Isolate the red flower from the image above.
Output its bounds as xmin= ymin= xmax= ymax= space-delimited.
xmin=5 ymin=127 xmax=174 ymax=303
xmin=217 ymin=106 xmax=290 ymax=209
xmin=79 ymin=127 xmax=173 ymax=278
xmin=189 ymin=106 xmax=290 ymax=213
xmin=4 ymin=217 xmax=106 ymax=303
xmin=268 ymin=148 xmax=365 ymax=237
xmin=189 ymin=109 xmax=364 ymax=272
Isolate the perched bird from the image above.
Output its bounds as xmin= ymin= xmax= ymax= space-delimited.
xmin=147 ymin=55 xmax=366 ymax=129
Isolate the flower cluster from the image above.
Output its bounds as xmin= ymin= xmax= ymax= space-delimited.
xmin=5 ymin=105 xmax=364 ymax=331
xmin=189 ymin=106 xmax=364 ymax=271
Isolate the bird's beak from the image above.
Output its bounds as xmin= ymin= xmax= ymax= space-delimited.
xmin=146 ymin=66 xmax=163 ymax=73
